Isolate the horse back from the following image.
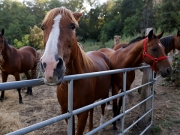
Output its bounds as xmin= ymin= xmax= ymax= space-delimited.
xmin=113 ymin=43 xmax=128 ymax=50
xmin=18 ymin=46 xmax=38 ymax=71
xmin=98 ymin=48 xmax=115 ymax=58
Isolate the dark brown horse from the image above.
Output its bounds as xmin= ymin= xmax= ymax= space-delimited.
xmin=160 ymin=29 xmax=180 ymax=54
xmin=0 ymin=29 xmax=38 ymax=103
xmin=99 ymin=30 xmax=172 ymax=130
xmin=40 ymin=7 xmax=111 ymax=135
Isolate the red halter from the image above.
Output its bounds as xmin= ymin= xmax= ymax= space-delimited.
xmin=142 ymin=37 xmax=167 ymax=71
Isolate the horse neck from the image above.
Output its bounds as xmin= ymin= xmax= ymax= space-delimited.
xmin=160 ymin=35 xmax=174 ymax=54
xmin=65 ymin=43 xmax=92 ymax=75
xmin=2 ymin=41 xmax=12 ymax=59
xmin=116 ymin=40 xmax=144 ymax=67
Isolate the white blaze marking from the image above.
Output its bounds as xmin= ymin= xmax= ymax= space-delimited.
xmin=41 ymin=14 xmax=62 ymax=80
xmin=41 ymin=14 xmax=62 ymax=61
xmin=158 ymin=43 xmax=163 ymax=48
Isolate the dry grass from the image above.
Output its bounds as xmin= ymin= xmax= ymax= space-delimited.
xmin=1 ymin=70 xmax=180 ymax=135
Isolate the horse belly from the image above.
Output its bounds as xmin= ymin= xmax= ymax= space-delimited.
xmin=94 ymin=75 xmax=111 ymax=100
xmin=57 ymin=79 xmax=95 ymax=111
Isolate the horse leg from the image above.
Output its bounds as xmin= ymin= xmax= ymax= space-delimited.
xmin=106 ymin=88 xmax=112 ymax=110
xmin=88 ymin=109 xmax=93 ymax=132
xmin=76 ymin=111 xmax=89 ymax=135
xmin=61 ymin=109 xmax=76 ymax=135
xmin=24 ymin=71 xmax=33 ymax=95
xmin=14 ymin=73 xmax=23 ymax=104
xmin=100 ymin=103 xmax=106 ymax=125
xmin=0 ymin=72 xmax=8 ymax=102
xmin=117 ymin=84 xmax=132 ymax=121
xmin=112 ymin=85 xmax=119 ymax=130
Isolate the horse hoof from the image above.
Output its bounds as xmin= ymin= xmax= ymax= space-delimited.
xmin=19 ymin=101 xmax=23 ymax=104
xmin=0 ymin=98 xmax=4 ymax=102
xmin=113 ymin=126 xmax=118 ymax=130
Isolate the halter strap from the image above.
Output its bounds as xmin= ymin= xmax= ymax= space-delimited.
xmin=142 ymin=37 xmax=167 ymax=71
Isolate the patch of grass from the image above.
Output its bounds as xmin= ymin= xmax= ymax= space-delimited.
xmin=161 ymin=82 xmax=169 ymax=86
xmin=150 ymin=125 xmax=162 ymax=135
xmin=172 ymin=118 xmax=180 ymax=123
xmin=160 ymin=120 xmax=173 ymax=128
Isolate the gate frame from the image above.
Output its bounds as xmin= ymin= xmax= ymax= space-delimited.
xmin=0 ymin=65 xmax=155 ymax=135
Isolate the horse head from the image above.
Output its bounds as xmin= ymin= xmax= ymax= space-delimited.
xmin=143 ymin=30 xmax=172 ymax=77
xmin=173 ymin=29 xmax=180 ymax=50
xmin=40 ymin=7 xmax=83 ymax=85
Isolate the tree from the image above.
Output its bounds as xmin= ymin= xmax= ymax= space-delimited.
xmin=29 ymin=25 xmax=43 ymax=49
xmin=120 ymin=0 xmax=143 ymax=36
xmin=156 ymin=0 xmax=180 ymax=32
xmin=14 ymin=34 xmax=29 ymax=49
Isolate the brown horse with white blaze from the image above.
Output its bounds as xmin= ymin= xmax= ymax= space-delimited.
xmin=0 ymin=28 xmax=38 ymax=103
xmin=99 ymin=30 xmax=172 ymax=130
xmin=40 ymin=7 xmax=111 ymax=135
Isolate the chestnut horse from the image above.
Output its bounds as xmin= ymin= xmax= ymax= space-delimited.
xmin=0 ymin=29 xmax=38 ymax=103
xmin=40 ymin=7 xmax=111 ymax=135
xmin=112 ymin=30 xmax=180 ymax=95
xmin=99 ymin=30 xmax=172 ymax=130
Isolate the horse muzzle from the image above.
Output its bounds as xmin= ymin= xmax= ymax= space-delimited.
xmin=40 ymin=57 xmax=65 ymax=85
xmin=159 ymin=66 xmax=172 ymax=77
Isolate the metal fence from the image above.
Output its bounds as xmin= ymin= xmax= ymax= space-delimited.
xmin=0 ymin=65 xmax=155 ymax=135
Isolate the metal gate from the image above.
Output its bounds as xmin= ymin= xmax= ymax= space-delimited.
xmin=0 ymin=65 xmax=155 ymax=135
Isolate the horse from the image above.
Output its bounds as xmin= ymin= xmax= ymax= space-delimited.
xmin=0 ymin=29 xmax=38 ymax=104
xmin=98 ymin=30 xmax=173 ymax=130
xmin=160 ymin=29 xmax=180 ymax=55
xmin=113 ymin=29 xmax=180 ymax=54
xmin=113 ymin=29 xmax=180 ymax=94
xmin=40 ymin=7 xmax=111 ymax=135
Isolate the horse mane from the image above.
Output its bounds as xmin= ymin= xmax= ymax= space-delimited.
xmin=42 ymin=7 xmax=79 ymax=27
xmin=0 ymin=33 xmax=9 ymax=50
xmin=77 ymin=42 xmax=93 ymax=71
xmin=128 ymin=36 xmax=146 ymax=45
xmin=160 ymin=35 xmax=174 ymax=53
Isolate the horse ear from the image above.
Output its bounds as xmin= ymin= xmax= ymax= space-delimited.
xmin=148 ymin=30 xmax=154 ymax=39
xmin=157 ymin=30 xmax=164 ymax=39
xmin=73 ymin=12 xmax=83 ymax=22
xmin=1 ymin=28 xmax=4 ymax=36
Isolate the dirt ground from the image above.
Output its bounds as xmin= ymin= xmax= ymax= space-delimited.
xmin=0 ymin=69 xmax=180 ymax=135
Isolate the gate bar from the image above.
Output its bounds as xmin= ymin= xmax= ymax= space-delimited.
xmin=0 ymin=66 xmax=150 ymax=91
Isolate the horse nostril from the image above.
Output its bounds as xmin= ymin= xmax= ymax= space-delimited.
xmin=166 ymin=67 xmax=171 ymax=74
xmin=49 ymin=77 xmax=53 ymax=80
xmin=56 ymin=58 xmax=63 ymax=69
xmin=40 ymin=62 xmax=46 ymax=72
xmin=43 ymin=62 xmax=46 ymax=68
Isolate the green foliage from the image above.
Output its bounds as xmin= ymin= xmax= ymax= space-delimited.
xmin=165 ymin=54 xmax=180 ymax=87
xmin=150 ymin=125 xmax=162 ymax=135
xmin=14 ymin=34 xmax=29 ymax=49
xmin=171 ymin=54 xmax=180 ymax=86
xmin=29 ymin=25 xmax=43 ymax=49
xmin=100 ymin=31 xmax=108 ymax=47
xmin=157 ymin=0 xmax=180 ymax=32
xmin=0 ymin=0 xmax=180 ymax=48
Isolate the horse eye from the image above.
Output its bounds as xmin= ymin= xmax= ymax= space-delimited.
xmin=70 ymin=23 xmax=75 ymax=30
xmin=152 ymin=48 xmax=157 ymax=52
xmin=41 ymin=25 xmax=45 ymax=31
